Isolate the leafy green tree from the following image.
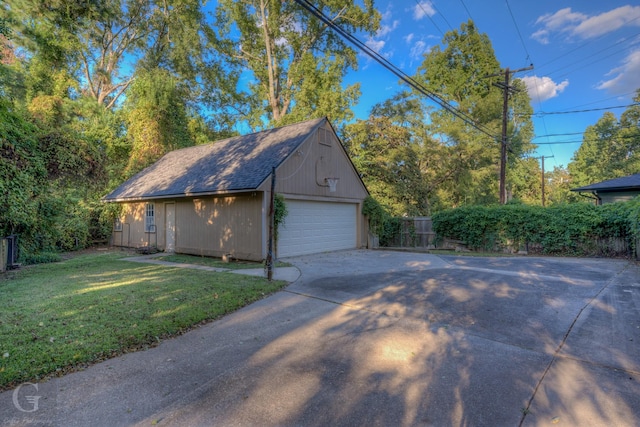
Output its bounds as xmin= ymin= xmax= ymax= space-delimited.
xmin=124 ymin=68 xmax=193 ymax=175
xmin=568 ymin=108 xmax=637 ymax=187
xmin=413 ymin=20 xmax=535 ymax=207
xmin=345 ymin=113 xmax=428 ymax=216
xmin=212 ymin=0 xmax=380 ymax=127
xmin=568 ymin=91 xmax=640 ymax=189
xmin=0 ymin=98 xmax=43 ymax=238
xmin=544 ymin=166 xmax=579 ymax=205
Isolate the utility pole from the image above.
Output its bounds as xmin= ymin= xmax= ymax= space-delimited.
xmin=535 ymin=155 xmax=554 ymax=207
xmin=487 ymin=65 xmax=534 ymax=204
xmin=266 ymin=167 xmax=276 ymax=281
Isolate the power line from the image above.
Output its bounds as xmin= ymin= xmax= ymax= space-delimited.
xmin=505 ymin=0 xmax=531 ymax=64
xmin=413 ymin=0 xmax=445 ymax=37
xmin=533 ymin=132 xmax=584 ymax=139
xmin=458 ymin=0 xmax=473 ymax=21
xmin=558 ymin=91 xmax=638 ymax=110
xmin=535 ymin=15 xmax=640 ymax=72
xmin=516 ymin=103 xmax=639 ymax=117
xmin=427 ymin=1 xmax=454 ymax=32
xmin=535 ymin=133 xmax=640 ymax=145
xmin=534 ymin=124 xmax=640 ymax=139
xmin=294 ymin=0 xmax=498 ymax=139
xmin=550 ymin=35 xmax=640 ymax=81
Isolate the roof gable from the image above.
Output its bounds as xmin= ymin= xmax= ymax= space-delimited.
xmin=571 ymin=173 xmax=640 ymax=192
xmin=104 ymin=118 xmax=326 ymax=201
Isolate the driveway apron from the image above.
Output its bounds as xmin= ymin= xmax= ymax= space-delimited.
xmin=1 ymin=250 xmax=638 ymax=427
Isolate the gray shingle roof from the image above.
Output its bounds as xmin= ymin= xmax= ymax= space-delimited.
xmin=571 ymin=173 xmax=640 ymax=192
xmin=104 ymin=117 xmax=326 ymax=201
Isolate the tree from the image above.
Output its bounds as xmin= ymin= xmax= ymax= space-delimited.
xmin=124 ymin=68 xmax=193 ymax=175
xmin=212 ymin=0 xmax=380 ymax=127
xmin=413 ymin=20 xmax=535 ymax=207
xmin=568 ymin=92 xmax=640 ymax=188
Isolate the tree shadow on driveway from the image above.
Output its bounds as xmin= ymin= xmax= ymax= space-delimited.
xmin=1 ymin=254 xmax=638 ymax=426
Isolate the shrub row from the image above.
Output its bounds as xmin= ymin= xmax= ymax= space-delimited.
xmin=432 ymin=200 xmax=640 ymax=257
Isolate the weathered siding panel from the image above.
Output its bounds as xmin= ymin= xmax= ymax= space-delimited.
xmin=175 ymin=193 xmax=263 ymax=261
xmin=112 ymin=202 xmax=166 ymax=249
xmin=261 ymin=124 xmax=368 ymax=200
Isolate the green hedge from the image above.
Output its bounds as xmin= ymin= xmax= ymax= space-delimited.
xmin=432 ymin=200 xmax=640 ymax=257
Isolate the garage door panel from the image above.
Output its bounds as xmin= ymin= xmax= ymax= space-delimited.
xmin=278 ymin=200 xmax=357 ymax=257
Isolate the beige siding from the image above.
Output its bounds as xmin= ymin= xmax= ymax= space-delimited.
xmin=112 ymin=202 xmax=167 ymax=249
xmin=260 ymin=124 xmax=368 ymax=200
xmin=258 ymin=124 xmax=370 ymax=251
xmin=112 ymin=194 xmax=264 ymax=260
xmin=175 ymin=193 xmax=263 ymax=261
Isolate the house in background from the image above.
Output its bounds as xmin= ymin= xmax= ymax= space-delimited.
xmin=103 ymin=117 xmax=370 ymax=261
xmin=571 ymin=173 xmax=640 ymax=205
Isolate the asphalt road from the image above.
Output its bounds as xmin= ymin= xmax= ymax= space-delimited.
xmin=1 ymin=250 xmax=638 ymax=426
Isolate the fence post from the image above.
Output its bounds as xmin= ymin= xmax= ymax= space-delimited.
xmin=0 ymin=238 xmax=6 ymax=272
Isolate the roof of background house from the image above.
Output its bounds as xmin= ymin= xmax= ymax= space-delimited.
xmin=104 ymin=118 xmax=326 ymax=202
xmin=571 ymin=173 xmax=640 ymax=192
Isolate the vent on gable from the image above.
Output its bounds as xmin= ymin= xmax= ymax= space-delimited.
xmin=318 ymin=127 xmax=332 ymax=147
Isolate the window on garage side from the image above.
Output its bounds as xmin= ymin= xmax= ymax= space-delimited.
xmin=145 ymin=203 xmax=155 ymax=232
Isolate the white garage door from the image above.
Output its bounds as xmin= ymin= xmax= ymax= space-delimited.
xmin=278 ymin=200 xmax=357 ymax=257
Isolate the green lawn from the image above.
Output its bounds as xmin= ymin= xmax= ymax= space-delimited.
xmin=0 ymin=250 xmax=287 ymax=390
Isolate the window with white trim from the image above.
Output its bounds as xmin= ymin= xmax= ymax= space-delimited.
xmin=145 ymin=203 xmax=155 ymax=232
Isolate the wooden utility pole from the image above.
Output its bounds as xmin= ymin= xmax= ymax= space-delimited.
xmin=488 ymin=65 xmax=534 ymax=204
xmin=266 ymin=167 xmax=276 ymax=281
xmin=536 ymin=155 xmax=554 ymax=207
xmin=499 ymin=68 xmax=510 ymax=205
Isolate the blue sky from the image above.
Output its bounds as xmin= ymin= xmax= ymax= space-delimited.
xmin=343 ymin=1 xmax=640 ymax=171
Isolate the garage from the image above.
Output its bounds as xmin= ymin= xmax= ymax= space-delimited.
xmin=277 ymin=200 xmax=358 ymax=257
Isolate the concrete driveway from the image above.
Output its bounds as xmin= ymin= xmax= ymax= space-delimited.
xmin=1 ymin=250 xmax=639 ymax=426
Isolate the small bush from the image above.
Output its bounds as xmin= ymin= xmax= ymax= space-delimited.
xmin=21 ymin=252 xmax=62 ymax=265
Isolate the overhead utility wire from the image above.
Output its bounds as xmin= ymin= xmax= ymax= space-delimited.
xmin=293 ymin=0 xmax=498 ymax=140
xmin=458 ymin=0 xmax=473 ymax=21
xmin=516 ymin=103 xmax=638 ymax=117
xmin=413 ymin=0 xmax=445 ymax=36
xmin=505 ymin=0 xmax=531 ymax=64
xmin=535 ymin=134 xmax=640 ymax=145
xmin=534 ymin=124 xmax=640 ymax=139
xmin=536 ymin=15 xmax=640 ymax=71
xmin=551 ymin=36 xmax=640 ymax=81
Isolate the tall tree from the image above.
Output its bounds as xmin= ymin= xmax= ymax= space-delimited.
xmin=212 ymin=0 xmax=380 ymax=127
xmin=124 ymin=68 xmax=193 ymax=175
xmin=345 ymin=95 xmax=430 ymax=216
xmin=413 ymin=20 xmax=535 ymax=207
xmin=567 ymin=90 xmax=640 ymax=189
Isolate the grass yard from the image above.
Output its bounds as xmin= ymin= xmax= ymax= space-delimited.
xmin=0 ymin=250 xmax=287 ymax=390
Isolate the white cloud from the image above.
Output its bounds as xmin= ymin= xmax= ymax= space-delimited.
xmin=377 ymin=20 xmax=400 ymax=38
xmin=574 ymin=6 xmax=640 ymax=38
xmin=410 ymin=40 xmax=430 ymax=60
xmin=535 ymin=8 xmax=586 ymax=32
xmin=413 ymin=1 xmax=436 ymax=20
xmin=532 ymin=6 xmax=640 ymax=43
xmin=521 ymin=75 xmax=569 ymax=102
xmin=365 ymin=38 xmax=386 ymax=54
xmin=404 ymin=33 xmax=414 ymax=44
xmin=597 ymin=49 xmax=640 ymax=95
